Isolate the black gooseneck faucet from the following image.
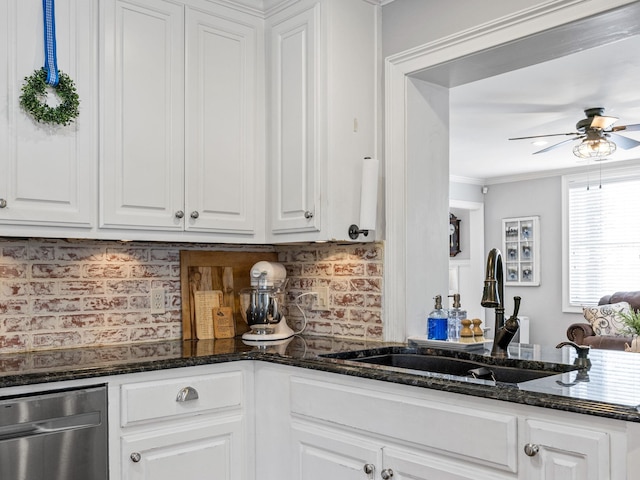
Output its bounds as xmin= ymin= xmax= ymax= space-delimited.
xmin=481 ymin=248 xmax=521 ymax=357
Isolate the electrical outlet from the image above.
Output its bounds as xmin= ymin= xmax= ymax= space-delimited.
xmin=151 ymin=288 xmax=165 ymax=314
xmin=314 ymin=286 xmax=330 ymax=311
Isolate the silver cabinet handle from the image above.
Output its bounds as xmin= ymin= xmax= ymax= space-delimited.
xmin=130 ymin=452 xmax=141 ymax=463
xmin=176 ymin=386 xmax=199 ymax=402
xmin=524 ymin=443 xmax=539 ymax=457
xmin=0 ymin=198 xmax=6 ymax=208
xmin=175 ymin=210 xmax=184 ymax=219
xmin=190 ymin=211 xmax=199 ymax=219
xmin=363 ymin=463 xmax=374 ymax=475
xmin=381 ymin=469 xmax=394 ymax=479
xmin=304 ymin=210 xmax=313 ymax=219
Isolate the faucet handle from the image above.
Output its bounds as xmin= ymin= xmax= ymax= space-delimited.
xmin=511 ymin=296 xmax=521 ymax=318
xmin=556 ymin=341 xmax=591 ymax=368
xmin=556 ymin=341 xmax=590 ymax=357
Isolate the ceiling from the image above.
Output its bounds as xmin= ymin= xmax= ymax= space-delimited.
xmin=423 ymin=4 xmax=640 ymax=184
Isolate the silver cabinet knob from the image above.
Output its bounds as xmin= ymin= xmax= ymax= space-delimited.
xmin=363 ymin=463 xmax=374 ymax=475
xmin=190 ymin=211 xmax=199 ymax=219
xmin=381 ymin=469 xmax=394 ymax=479
xmin=0 ymin=198 xmax=6 ymax=208
xmin=524 ymin=443 xmax=539 ymax=457
xmin=175 ymin=210 xmax=184 ymax=219
xmin=176 ymin=386 xmax=199 ymax=402
xmin=304 ymin=210 xmax=314 ymax=219
xmin=130 ymin=452 xmax=141 ymax=463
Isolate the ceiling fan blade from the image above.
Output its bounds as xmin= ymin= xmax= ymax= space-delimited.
xmin=532 ymin=137 xmax=581 ymax=154
xmin=609 ymin=132 xmax=640 ymax=150
xmin=611 ymin=123 xmax=640 ymax=132
xmin=590 ymin=115 xmax=618 ymax=130
xmin=509 ymin=132 xmax=578 ymax=140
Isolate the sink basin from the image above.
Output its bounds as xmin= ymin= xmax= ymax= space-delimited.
xmin=321 ymin=348 xmax=576 ymax=385
xmin=351 ymin=354 xmax=556 ymax=383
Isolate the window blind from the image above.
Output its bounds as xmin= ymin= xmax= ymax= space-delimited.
xmin=566 ymin=170 xmax=640 ymax=307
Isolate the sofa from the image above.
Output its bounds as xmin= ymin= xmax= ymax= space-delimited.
xmin=566 ymin=291 xmax=640 ymax=350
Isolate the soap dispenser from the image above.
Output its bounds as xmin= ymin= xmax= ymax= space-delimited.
xmin=427 ymin=295 xmax=448 ymax=340
xmin=447 ymin=293 xmax=467 ymax=342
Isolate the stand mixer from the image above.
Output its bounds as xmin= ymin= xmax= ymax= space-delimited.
xmin=241 ymin=261 xmax=294 ymax=342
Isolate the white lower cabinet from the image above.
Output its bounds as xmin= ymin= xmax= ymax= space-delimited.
xmin=522 ymin=418 xmax=610 ymax=480
xmin=122 ymin=417 xmax=243 ymax=480
xmin=254 ymin=364 xmax=633 ymax=480
xmin=110 ymin=364 xmax=253 ymax=480
xmin=292 ymin=423 xmax=489 ymax=480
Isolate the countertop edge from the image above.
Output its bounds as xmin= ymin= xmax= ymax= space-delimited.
xmin=2 ymin=348 xmax=638 ymax=424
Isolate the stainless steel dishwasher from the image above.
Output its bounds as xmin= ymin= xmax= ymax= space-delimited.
xmin=0 ymin=384 xmax=108 ymax=480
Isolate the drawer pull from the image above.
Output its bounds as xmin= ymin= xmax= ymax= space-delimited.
xmin=0 ymin=198 xmax=6 ymax=208
xmin=381 ymin=468 xmax=394 ymax=479
xmin=130 ymin=452 xmax=141 ymax=463
xmin=363 ymin=463 xmax=374 ymax=475
xmin=524 ymin=443 xmax=539 ymax=457
xmin=176 ymin=386 xmax=199 ymax=402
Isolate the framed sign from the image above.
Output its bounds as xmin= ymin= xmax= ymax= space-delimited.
xmin=502 ymin=216 xmax=540 ymax=286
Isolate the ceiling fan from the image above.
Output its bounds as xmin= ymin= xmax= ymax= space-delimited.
xmin=509 ymin=107 xmax=640 ymax=158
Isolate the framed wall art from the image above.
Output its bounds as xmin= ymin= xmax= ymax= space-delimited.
xmin=502 ymin=216 xmax=540 ymax=286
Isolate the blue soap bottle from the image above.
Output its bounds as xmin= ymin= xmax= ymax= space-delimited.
xmin=427 ymin=295 xmax=448 ymax=340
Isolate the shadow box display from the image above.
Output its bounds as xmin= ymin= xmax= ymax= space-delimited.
xmin=502 ymin=216 xmax=540 ymax=286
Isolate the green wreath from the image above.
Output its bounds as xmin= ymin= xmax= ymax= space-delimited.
xmin=20 ymin=68 xmax=80 ymax=126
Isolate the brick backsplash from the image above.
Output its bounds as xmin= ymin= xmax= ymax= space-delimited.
xmin=276 ymin=243 xmax=383 ymax=340
xmin=0 ymin=238 xmax=383 ymax=353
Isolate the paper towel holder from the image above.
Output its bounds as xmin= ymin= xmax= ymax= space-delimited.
xmin=349 ymin=156 xmax=379 ymax=240
xmin=348 ymin=224 xmax=369 ymax=239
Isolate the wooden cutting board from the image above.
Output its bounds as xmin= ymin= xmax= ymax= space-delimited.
xmin=180 ymin=251 xmax=278 ymax=340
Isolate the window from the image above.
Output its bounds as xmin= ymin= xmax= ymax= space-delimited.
xmin=563 ymin=168 xmax=640 ymax=310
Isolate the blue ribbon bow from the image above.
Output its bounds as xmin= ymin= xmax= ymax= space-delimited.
xmin=43 ymin=0 xmax=59 ymax=86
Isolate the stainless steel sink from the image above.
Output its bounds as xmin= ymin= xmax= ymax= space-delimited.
xmin=321 ymin=348 xmax=576 ymax=385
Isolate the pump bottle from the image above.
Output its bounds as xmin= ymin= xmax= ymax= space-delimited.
xmin=427 ymin=295 xmax=448 ymax=340
xmin=447 ymin=293 xmax=467 ymax=342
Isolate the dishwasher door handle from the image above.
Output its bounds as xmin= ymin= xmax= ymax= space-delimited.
xmin=0 ymin=411 xmax=102 ymax=442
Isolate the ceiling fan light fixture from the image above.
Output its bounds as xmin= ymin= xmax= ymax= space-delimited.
xmin=572 ymin=137 xmax=616 ymax=159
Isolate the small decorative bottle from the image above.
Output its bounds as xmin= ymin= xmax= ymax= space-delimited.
xmin=427 ymin=295 xmax=448 ymax=340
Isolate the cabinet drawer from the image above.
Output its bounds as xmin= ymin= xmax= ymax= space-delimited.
xmin=121 ymin=371 xmax=243 ymax=426
xmin=290 ymin=376 xmax=518 ymax=473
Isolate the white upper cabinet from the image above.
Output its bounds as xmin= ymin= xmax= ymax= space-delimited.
xmin=0 ymin=0 xmax=97 ymax=232
xmin=266 ymin=0 xmax=380 ymax=242
xmin=0 ymin=0 xmax=378 ymax=243
xmin=100 ymin=0 xmax=264 ymax=241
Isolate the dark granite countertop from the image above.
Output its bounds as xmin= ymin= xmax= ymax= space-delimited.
xmin=1 ymin=335 xmax=639 ymax=423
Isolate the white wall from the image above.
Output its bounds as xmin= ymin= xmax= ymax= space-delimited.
xmin=382 ymin=0 xmax=553 ymax=58
xmin=404 ymin=78 xmax=450 ymax=338
xmin=381 ymin=0 xmax=636 ymax=345
xmin=483 ymin=176 xmax=582 ymax=346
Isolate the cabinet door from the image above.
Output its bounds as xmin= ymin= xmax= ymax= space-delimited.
xmin=184 ymin=7 xmax=260 ymax=235
xmin=383 ymin=447 xmax=509 ymax=480
xmin=0 ymin=0 xmax=95 ymax=229
xmin=100 ymin=0 xmax=185 ymax=230
xmin=122 ymin=418 xmax=244 ymax=480
xmin=292 ymin=422 xmax=381 ymax=480
xmin=523 ymin=418 xmax=610 ymax=480
xmin=267 ymin=4 xmax=321 ymax=235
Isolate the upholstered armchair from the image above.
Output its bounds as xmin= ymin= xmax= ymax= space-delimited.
xmin=566 ymin=291 xmax=640 ymax=351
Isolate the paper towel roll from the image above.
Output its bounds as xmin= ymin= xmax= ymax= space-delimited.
xmin=359 ymin=157 xmax=379 ymax=231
